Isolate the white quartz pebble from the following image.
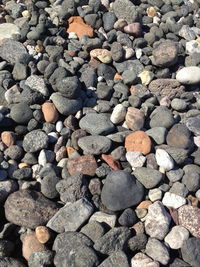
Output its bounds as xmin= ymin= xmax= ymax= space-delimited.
xmin=110 ymin=104 xmax=126 ymax=124
xmin=176 ymin=66 xmax=200 ymax=84
xmin=126 ymin=151 xmax=146 ymax=170
xmin=155 ymin=149 xmax=174 ymax=171
xmin=164 ymin=226 xmax=189 ymax=249
xmin=162 ymin=192 xmax=186 ymax=209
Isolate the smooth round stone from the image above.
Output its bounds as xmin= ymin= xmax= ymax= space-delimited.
xmin=164 ymin=226 xmax=189 ymax=249
xmin=23 ymin=130 xmax=48 ymax=153
xmin=10 ymin=103 xmax=33 ymax=124
xmin=155 ymin=149 xmax=174 ymax=171
xmin=101 ymin=170 xmax=144 ymax=211
xmin=166 ymin=124 xmax=191 ymax=149
xmin=56 ymin=121 xmax=63 ymax=133
xmin=176 ymin=66 xmax=200 ymax=84
xmin=146 ymin=127 xmax=167 ymax=145
xmin=171 ymin=98 xmax=187 ymax=111
xmin=110 ymin=104 xmax=126 ymax=124
xmin=35 ymin=226 xmax=51 ymax=244
xmin=78 ymin=135 xmax=112 ymax=155
xmin=42 ymin=102 xmax=58 ymax=123
xmin=125 ymin=131 xmax=152 ymax=155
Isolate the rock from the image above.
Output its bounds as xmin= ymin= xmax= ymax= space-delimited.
xmin=25 ymin=75 xmax=49 ymax=97
xmin=166 ymin=124 xmax=192 ymax=149
xmin=178 ymin=25 xmax=196 ymax=40
xmin=164 ymin=226 xmax=189 ymax=249
xmin=145 ymin=201 xmax=171 ymax=240
xmin=42 ymin=102 xmax=59 ymax=123
xmin=98 ymin=251 xmax=129 ymax=267
xmin=155 ymin=149 xmax=174 ymax=171
xmin=128 ymin=234 xmax=148 ymax=252
xmin=56 ymin=76 xmax=79 ymax=98
xmin=50 ymin=92 xmax=82 ymax=116
xmin=125 ymin=131 xmax=152 ymax=155
xmin=148 ymin=79 xmax=184 ymax=100
xmin=145 ymin=238 xmax=170 ymax=265
xmin=0 ymin=180 xmax=18 ymax=203
xmin=90 ymin=49 xmax=112 ymax=64
xmin=133 ymin=167 xmax=163 ymax=189
xmin=125 ymin=107 xmax=145 ymax=131
xmin=4 ymin=85 xmax=21 ymax=104
xmin=138 ymin=70 xmax=154 ymax=86
xmin=22 ymin=232 xmax=47 ymax=260
xmin=10 ymin=103 xmax=33 ymax=124
xmin=94 ymin=227 xmax=131 ymax=255
xmin=153 ymin=42 xmax=178 ymax=67
xmin=150 ymin=106 xmax=175 ymax=129
xmin=4 ymin=190 xmax=59 ymax=228
xmin=0 ymin=23 xmax=20 ymax=40
xmin=176 ymin=66 xmax=200 ymax=84
xmin=146 ymin=127 xmax=167 ymax=145
xmin=0 ymin=257 xmax=26 ymax=267
xmin=114 ymin=19 xmax=128 ymax=31
xmin=124 ymin=23 xmax=141 ymax=36
xmin=110 ymin=104 xmax=126 ymax=124
xmin=23 ymin=130 xmax=48 ymax=153
xmin=113 ymin=59 xmax=144 ymax=75
xmin=103 ymin=12 xmax=117 ymax=32
xmin=126 ymin=151 xmax=146 ymax=170
xmin=118 ymin=208 xmax=137 ymax=227
xmin=182 ymin=171 xmax=200 ymax=192
xmin=0 ymin=39 xmax=28 ymax=64
xmin=181 ymin=237 xmax=200 ymax=267
xmin=56 ymin=173 xmax=88 ymax=203
xmin=35 ymin=226 xmax=51 ymax=244
xmin=178 ymin=205 xmax=200 ymax=237
xmin=171 ymin=98 xmax=187 ymax=111
xmin=89 ymin=211 xmax=117 ymax=228
xmin=67 ymin=154 xmax=97 ymax=176
xmin=131 ymin=252 xmax=160 ymax=267
xmin=101 ymin=154 xmax=122 ymax=170
xmin=47 ymin=198 xmax=94 ymax=233
xmin=166 ymin=168 xmax=184 ymax=183
xmin=78 ymin=135 xmax=112 ymax=155
xmin=148 ymin=188 xmax=162 ymax=202
xmin=112 ymin=0 xmax=138 ymax=23
xmin=79 ymin=113 xmax=115 ymax=135
xmin=162 ymin=192 xmax=186 ymax=209
xmin=101 ymin=170 xmax=144 ymax=211
xmin=186 ymin=116 xmax=200 ymax=135
xmin=81 ymin=221 xmax=106 ymax=243
xmin=28 ymin=251 xmax=54 ymax=267
xmin=67 ymin=16 xmax=94 ymax=38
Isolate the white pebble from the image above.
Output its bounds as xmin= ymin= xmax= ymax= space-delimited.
xmin=110 ymin=104 xmax=126 ymax=124
xmin=97 ymin=76 xmax=104 ymax=82
xmin=126 ymin=152 xmax=146 ymax=170
xmin=155 ymin=149 xmax=174 ymax=171
xmin=135 ymin=48 xmax=142 ymax=59
xmin=56 ymin=121 xmax=63 ymax=133
xmin=176 ymin=66 xmax=200 ymax=84
xmin=68 ymin=32 xmax=78 ymax=39
xmin=164 ymin=226 xmax=189 ymax=249
xmin=148 ymin=188 xmax=162 ymax=202
xmin=162 ymin=192 xmax=186 ymax=209
xmin=32 ymin=164 xmax=42 ymax=179
xmin=89 ymin=211 xmax=117 ymax=228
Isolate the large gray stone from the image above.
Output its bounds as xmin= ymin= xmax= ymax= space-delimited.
xmin=0 ymin=40 xmax=27 ymax=64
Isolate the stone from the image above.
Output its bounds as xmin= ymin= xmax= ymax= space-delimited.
xmin=118 ymin=208 xmax=137 ymax=227
xmin=178 ymin=205 xmax=200 ymax=237
xmin=78 ymin=135 xmax=112 ymax=155
xmin=0 ymin=23 xmax=20 ymax=40
xmin=146 ymin=127 xmax=167 ymax=145
xmin=112 ymin=0 xmax=138 ymax=23
xmin=42 ymin=102 xmax=59 ymax=123
xmin=124 ymin=23 xmax=141 ymax=36
xmin=110 ymin=104 xmax=126 ymax=124
xmin=128 ymin=234 xmax=148 ymax=252
xmin=145 ymin=201 xmax=171 ymax=240
xmin=148 ymin=79 xmax=184 ymax=100
xmin=0 ymin=180 xmax=18 ymax=203
xmin=181 ymin=237 xmax=200 ymax=267
xmin=176 ymin=66 xmax=200 ymax=84
xmin=99 ymin=251 xmax=129 ymax=267
xmin=67 ymin=154 xmax=97 ymax=176
xmin=25 ymin=75 xmax=49 ymax=97
xmin=22 ymin=232 xmax=47 ymax=260
xmin=166 ymin=124 xmax=191 ymax=149
xmin=131 ymin=252 xmax=160 ymax=267
xmin=155 ymin=149 xmax=174 ymax=171
xmin=171 ymin=98 xmax=187 ymax=111
xmin=138 ymin=70 xmax=154 ymax=86
xmin=4 ymin=190 xmax=59 ymax=228
xmin=28 ymin=251 xmax=54 ymax=267
xmin=4 ymin=85 xmax=21 ymax=104
xmin=114 ymin=19 xmax=128 ymax=31
xmin=1 ymin=131 xmax=15 ymax=147
xmin=186 ymin=115 xmax=200 ymax=136
xmin=35 ymin=226 xmax=51 ymax=244
xmin=47 ymin=198 xmax=94 ymax=233
xmin=145 ymin=238 xmax=170 ymax=265
xmin=101 ymin=154 xmax=121 ymax=170
xmin=148 ymin=188 xmax=162 ymax=202
xmin=94 ymin=227 xmax=131 ymax=255
xmin=23 ymin=130 xmax=48 ymax=153
xmin=133 ymin=167 xmax=163 ymax=189
xmin=101 ymin=170 xmax=144 ymax=211
xmin=179 ymin=25 xmax=196 ymax=40
xmin=56 ymin=173 xmax=88 ymax=203
xmin=126 ymin=151 xmax=146 ymax=170
xmin=150 ymin=106 xmax=175 ymax=129
xmin=81 ymin=221 xmax=106 ymax=243
xmin=162 ymin=192 xmax=186 ymax=209
xmin=90 ymin=49 xmax=112 ymax=64
xmin=79 ymin=113 xmax=115 ymax=135
xmin=164 ymin=226 xmax=189 ymax=249
xmin=56 ymin=76 xmax=79 ymax=98
xmin=10 ymin=103 xmax=33 ymax=124
xmin=153 ymin=41 xmax=178 ymax=67
xmin=67 ymin=16 xmax=94 ymax=38
xmin=182 ymin=171 xmax=200 ymax=192
xmin=89 ymin=211 xmax=117 ymax=228
xmin=125 ymin=131 xmax=152 ymax=155
xmin=125 ymin=107 xmax=145 ymax=131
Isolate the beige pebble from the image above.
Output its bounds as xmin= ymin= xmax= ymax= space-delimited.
xmin=35 ymin=226 xmax=51 ymax=244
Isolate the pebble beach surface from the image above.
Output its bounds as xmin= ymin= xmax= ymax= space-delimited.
xmin=0 ymin=0 xmax=200 ymax=266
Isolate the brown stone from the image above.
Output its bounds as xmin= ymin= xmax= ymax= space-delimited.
xmin=114 ymin=19 xmax=128 ymax=31
xmin=187 ymin=195 xmax=199 ymax=207
xmin=146 ymin=7 xmax=158 ymax=17
xmin=1 ymin=131 xmax=15 ymax=147
xmin=67 ymin=16 xmax=94 ymax=39
xmin=178 ymin=205 xmax=200 ymax=237
xmin=125 ymin=131 xmax=152 ymax=155
xmin=42 ymin=102 xmax=59 ymax=123
xmin=152 ymin=42 xmax=178 ymax=67
xmin=71 ymin=129 xmax=87 ymax=150
xmin=22 ymin=232 xmax=47 ymax=260
xmin=125 ymin=107 xmax=145 ymax=131
xmin=148 ymin=79 xmax=185 ymax=100
xmin=67 ymin=154 xmax=97 ymax=176
xmin=136 ymin=200 xmax=152 ymax=209
xmin=89 ymin=57 xmax=101 ymax=68
xmin=169 ymin=208 xmax=179 ymax=225
xmin=101 ymin=154 xmax=121 ymax=170
xmin=123 ymin=23 xmax=141 ymax=36
xmin=131 ymin=221 xmax=145 ymax=234
xmin=35 ymin=226 xmax=51 ymax=244
xmin=19 ymin=162 xmax=29 ymax=168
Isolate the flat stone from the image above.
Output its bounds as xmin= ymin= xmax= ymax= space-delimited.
xmin=47 ymin=198 xmax=94 ymax=233
xmin=164 ymin=226 xmax=189 ymax=249
xmin=125 ymin=107 xmax=145 ymax=131
xmin=162 ymin=192 xmax=186 ymax=209
xmin=176 ymin=66 xmax=200 ymax=84
xmin=99 ymin=251 xmax=129 ymax=267
xmin=4 ymin=190 xmax=59 ymax=228
xmin=67 ymin=16 xmax=94 ymax=38
xmin=153 ymin=42 xmax=178 ymax=67
xmin=181 ymin=237 xmax=200 ymax=267
xmin=145 ymin=201 xmax=171 ymax=240
xmin=101 ymin=170 xmax=144 ymax=211
xmin=178 ymin=205 xmax=200 ymax=237
xmin=125 ymin=131 xmax=152 ymax=155
xmin=89 ymin=211 xmax=117 ymax=228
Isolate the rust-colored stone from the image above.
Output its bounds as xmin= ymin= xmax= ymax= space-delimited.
xmin=101 ymin=154 xmax=122 ymax=170
xmin=67 ymin=16 xmax=94 ymax=39
xmin=114 ymin=73 xmax=123 ymax=80
xmin=136 ymin=200 xmax=152 ymax=209
xmin=67 ymin=154 xmax=97 ymax=176
xmin=1 ymin=131 xmax=15 ymax=147
xmin=42 ymin=102 xmax=59 ymax=123
xmin=125 ymin=131 xmax=152 ymax=155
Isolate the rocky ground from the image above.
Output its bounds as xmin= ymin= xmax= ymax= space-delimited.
xmin=0 ymin=0 xmax=200 ymax=266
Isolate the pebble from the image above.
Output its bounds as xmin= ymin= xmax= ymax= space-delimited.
xmin=155 ymin=149 xmax=174 ymax=172
xmin=1 ymin=131 xmax=15 ymax=147
xmin=23 ymin=130 xmax=48 ymax=153
xmin=125 ymin=131 xmax=152 ymax=155
xmin=67 ymin=16 xmax=94 ymax=38
xmin=42 ymin=102 xmax=58 ymax=123
xmin=28 ymin=251 xmax=54 ymax=267
xmin=146 ymin=127 xmax=167 ymax=145
xmin=166 ymin=123 xmax=191 ymax=149
xmin=126 ymin=151 xmax=146 ymax=170
xmin=181 ymin=237 xmax=200 ymax=267
xmin=25 ymin=75 xmax=49 ymax=97
xmin=90 ymin=49 xmax=112 ymax=64
xmin=164 ymin=226 xmax=189 ymax=249
xmin=176 ymin=66 xmax=200 ymax=84
xmin=81 ymin=221 xmax=106 ymax=243
xmin=148 ymin=188 xmax=162 ymax=202
xmin=35 ymin=226 xmax=51 ymax=244
xmin=99 ymin=251 xmax=129 ymax=267
xmin=0 ymin=23 xmax=20 ymax=41
xmin=150 ymin=106 xmax=175 ymax=129
xmin=131 ymin=252 xmax=160 ymax=267
xmin=171 ymin=98 xmax=187 ymax=111
xmin=138 ymin=70 xmax=154 ymax=86
xmin=162 ymin=192 xmax=186 ymax=209
xmin=124 ymin=23 xmax=141 ymax=36
xmin=110 ymin=104 xmax=126 ymax=124
xmin=125 ymin=107 xmax=145 ymax=131
xmin=10 ymin=103 xmax=33 ymax=125
xmin=89 ymin=211 xmax=117 ymax=228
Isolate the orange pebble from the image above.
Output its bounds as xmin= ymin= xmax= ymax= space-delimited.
xmin=101 ymin=154 xmax=121 ymax=170
xmin=35 ymin=226 xmax=51 ymax=244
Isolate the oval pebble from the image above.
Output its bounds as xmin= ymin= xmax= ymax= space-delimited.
xmin=176 ymin=66 xmax=200 ymax=84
